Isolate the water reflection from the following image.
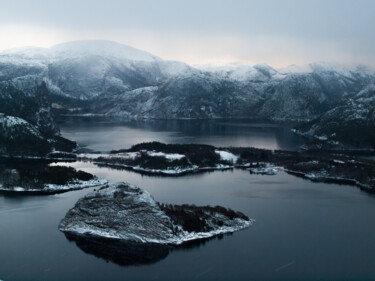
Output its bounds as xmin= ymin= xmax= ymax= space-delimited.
xmin=64 ymin=232 xmax=234 ymax=267
xmin=60 ymin=117 xmax=306 ymax=151
xmin=64 ymin=234 xmax=170 ymax=266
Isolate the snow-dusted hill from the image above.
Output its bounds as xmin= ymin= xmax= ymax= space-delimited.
xmin=296 ymin=84 xmax=375 ymax=148
xmin=0 ymin=76 xmax=75 ymax=156
xmin=0 ymin=114 xmax=75 ymax=156
xmin=0 ymin=79 xmax=58 ymax=135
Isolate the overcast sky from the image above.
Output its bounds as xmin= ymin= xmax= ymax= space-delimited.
xmin=0 ymin=0 xmax=374 ymax=67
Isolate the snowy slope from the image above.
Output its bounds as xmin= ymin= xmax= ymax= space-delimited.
xmin=0 ymin=40 xmax=374 ymax=124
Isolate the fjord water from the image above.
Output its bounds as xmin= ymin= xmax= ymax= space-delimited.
xmin=1 ymin=119 xmax=375 ymax=281
xmin=59 ymin=117 xmax=306 ymax=151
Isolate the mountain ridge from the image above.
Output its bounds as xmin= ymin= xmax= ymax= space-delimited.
xmin=1 ymin=40 xmax=374 ymax=148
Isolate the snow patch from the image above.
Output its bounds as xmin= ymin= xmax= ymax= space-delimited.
xmin=0 ymin=178 xmax=108 ymax=194
xmin=147 ymin=151 xmax=185 ymax=160
xmin=215 ymin=150 xmax=239 ymax=164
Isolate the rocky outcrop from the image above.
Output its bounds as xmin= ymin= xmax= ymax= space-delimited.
xmin=59 ymin=183 xmax=252 ymax=245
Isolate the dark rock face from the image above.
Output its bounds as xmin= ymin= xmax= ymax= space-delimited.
xmin=59 ymin=183 xmax=251 ymax=245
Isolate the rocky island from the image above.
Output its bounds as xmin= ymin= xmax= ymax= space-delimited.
xmin=59 ymin=182 xmax=252 ymax=245
xmin=79 ymin=142 xmax=238 ymax=175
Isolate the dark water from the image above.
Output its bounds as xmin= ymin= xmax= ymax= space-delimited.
xmin=1 ymin=119 xmax=375 ymax=281
xmin=59 ymin=117 xmax=306 ymax=151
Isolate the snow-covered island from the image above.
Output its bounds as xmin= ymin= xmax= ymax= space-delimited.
xmin=77 ymin=142 xmax=375 ymax=193
xmin=59 ymin=182 xmax=252 ymax=245
xmin=78 ymin=142 xmax=239 ymax=175
xmin=0 ymin=165 xmax=106 ymax=194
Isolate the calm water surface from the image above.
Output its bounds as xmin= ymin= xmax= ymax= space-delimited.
xmin=59 ymin=117 xmax=306 ymax=151
xmin=1 ymin=118 xmax=375 ymax=281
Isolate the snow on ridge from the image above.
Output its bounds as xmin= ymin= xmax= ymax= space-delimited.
xmin=278 ymin=62 xmax=373 ymax=77
xmin=0 ymin=115 xmax=29 ymax=127
xmin=194 ymin=62 xmax=286 ymax=81
xmin=159 ymin=60 xmax=197 ymax=77
xmin=278 ymin=64 xmax=314 ymax=74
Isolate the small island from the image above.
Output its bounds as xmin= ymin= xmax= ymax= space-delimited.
xmin=59 ymin=183 xmax=252 ymax=245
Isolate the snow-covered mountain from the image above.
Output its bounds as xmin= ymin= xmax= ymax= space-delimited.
xmin=1 ymin=40 xmax=375 ymax=148
xmin=92 ymin=62 xmax=373 ymax=121
xmin=0 ymin=40 xmax=196 ymax=100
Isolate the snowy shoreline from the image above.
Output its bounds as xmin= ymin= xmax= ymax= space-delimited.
xmin=62 ymin=218 xmax=253 ymax=245
xmin=59 ymin=183 xmax=253 ymax=245
xmin=284 ymin=169 xmax=374 ymax=191
xmin=0 ymin=178 xmax=108 ymax=195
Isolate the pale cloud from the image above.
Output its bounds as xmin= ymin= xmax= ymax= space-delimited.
xmin=0 ymin=24 xmax=69 ymax=50
xmin=0 ymin=0 xmax=374 ymax=68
